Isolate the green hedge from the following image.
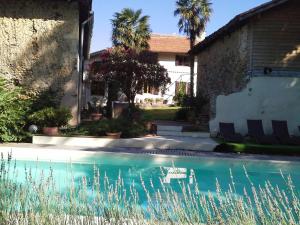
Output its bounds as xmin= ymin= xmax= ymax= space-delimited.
xmin=215 ymin=142 xmax=300 ymax=156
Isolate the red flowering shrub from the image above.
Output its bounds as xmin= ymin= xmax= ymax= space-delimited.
xmin=90 ymin=48 xmax=170 ymax=107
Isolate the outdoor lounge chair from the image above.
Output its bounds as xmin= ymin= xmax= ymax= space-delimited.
xmin=272 ymin=120 xmax=300 ymax=145
xmin=219 ymin=122 xmax=244 ymax=143
xmin=247 ymin=120 xmax=278 ymax=145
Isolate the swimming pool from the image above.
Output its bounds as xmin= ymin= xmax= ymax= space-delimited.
xmin=8 ymin=151 xmax=300 ymax=202
xmin=1 ymin=148 xmax=300 ymax=224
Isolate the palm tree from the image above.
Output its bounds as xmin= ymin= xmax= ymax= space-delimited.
xmin=111 ymin=8 xmax=151 ymax=51
xmin=174 ymin=0 xmax=212 ymax=98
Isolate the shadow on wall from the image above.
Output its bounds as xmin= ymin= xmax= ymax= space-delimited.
xmin=210 ymin=77 xmax=300 ymax=136
xmin=0 ymin=0 xmax=79 ymax=125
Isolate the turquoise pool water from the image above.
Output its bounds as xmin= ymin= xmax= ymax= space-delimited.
xmin=9 ymin=152 xmax=300 ymax=205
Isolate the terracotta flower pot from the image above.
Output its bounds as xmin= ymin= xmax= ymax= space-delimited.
xmin=105 ymin=132 xmax=122 ymax=139
xmin=42 ymin=127 xmax=59 ymax=136
xmin=91 ymin=113 xmax=103 ymax=121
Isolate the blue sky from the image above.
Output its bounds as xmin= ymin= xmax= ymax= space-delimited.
xmin=91 ymin=0 xmax=270 ymax=52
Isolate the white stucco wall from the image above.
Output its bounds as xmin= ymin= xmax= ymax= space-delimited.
xmin=210 ymin=77 xmax=300 ymax=136
xmin=135 ymin=53 xmax=197 ymax=104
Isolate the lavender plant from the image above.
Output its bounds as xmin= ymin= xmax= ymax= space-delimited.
xmin=0 ymin=153 xmax=299 ymax=225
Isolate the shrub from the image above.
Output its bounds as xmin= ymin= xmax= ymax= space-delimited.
xmin=98 ymin=119 xmax=123 ymax=133
xmin=30 ymin=88 xmax=61 ymax=112
xmin=0 ymin=78 xmax=32 ymax=142
xmin=174 ymin=107 xmax=190 ymax=121
xmin=29 ymin=107 xmax=72 ymax=128
xmin=173 ymin=92 xmax=190 ymax=107
xmin=99 ymin=118 xmax=147 ymax=138
xmin=174 ymin=93 xmax=209 ymax=122
xmin=63 ymin=105 xmax=148 ymax=138
xmin=119 ymin=120 xmax=147 ymax=138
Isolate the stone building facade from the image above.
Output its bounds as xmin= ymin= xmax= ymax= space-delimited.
xmin=191 ymin=0 xmax=300 ymax=135
xmin=0 ymin=0 xmax=93 ymax=125
xmin=196 ymin=25 xmax=250 ymax=117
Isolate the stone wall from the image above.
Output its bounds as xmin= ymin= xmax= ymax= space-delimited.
xmin=0 ymin=0 xmax=80 ymax=125
xmin=196 ymin=25 xmax=250 ymax=117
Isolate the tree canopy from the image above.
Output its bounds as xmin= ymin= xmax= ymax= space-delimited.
xmin=174 ymin=0 xmax=212 ymax=98
xmin=111 ymin=8 xmax=151 ymax=51
xmin=174 ymin=0 xmax=212 ymax=43
xmin=90 ymin=48 xmax=170 ymax=106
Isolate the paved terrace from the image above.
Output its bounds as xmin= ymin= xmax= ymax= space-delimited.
xmin=32 ymin=135 xmax=218 ymax=151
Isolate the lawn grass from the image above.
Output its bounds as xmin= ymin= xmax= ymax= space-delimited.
xmin=215 ymin=141 xmax=300 ymax=156
xmin=142 ymin=106 xmax=181 ymax=121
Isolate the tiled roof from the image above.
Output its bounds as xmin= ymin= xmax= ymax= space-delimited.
xmin=149 ymin=34 xmax=190 ymax=54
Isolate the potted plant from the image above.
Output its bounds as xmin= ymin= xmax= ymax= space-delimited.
xmin=30 ymin=107 xmax=72 ymax=136
xmin=89 ymin=98 xmax=103 ymax=121
xmin=102 ymin=119 xmax=122 ymax=139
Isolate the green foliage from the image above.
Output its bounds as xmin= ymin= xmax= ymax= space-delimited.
xmin=98 ymin=119 xmax=124 ymax=133
xmin=174 ymin=107 xmax=190 ymax=121
xmin=0 ymin=155 xmax=300 ymax=224
xmin=0 ymin=78 xmax=32 ymax=142
xmin=112 ymin=8 xmax=151 ymax=51
xmin=215 ymin=142 xmax=300 ymax=156
xmin=65 ymin=106 xmax=148 ymax=138
xmin=173 ymin=93 xmax=189 ymax=107
xmin=29 ymin=107 xmax=72 ymax=128
xmin=174 ymin=0 xmax=213 ymax=97
xmin=64 ymin=121 xmax=104 ymax=136
xmin=98 ymin=117 xmax=147 ymax=138
xmin=173 ymin=82 xmax=188 ymax=106
xmin=30 ymin=88 xmax=60 ymax=112
xmin=174 ymin=0 xmax=212 ymax=39
xmin=142 ymin=107 xmax=181 ymax=121
xmin=174 ymin=93 xmax=208 ymax=122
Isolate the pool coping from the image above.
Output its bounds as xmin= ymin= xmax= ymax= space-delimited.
xmin=32 ymin=135 xmax=218 ymax=151
xmin=1 ymin=143 xmax=300 ymax=163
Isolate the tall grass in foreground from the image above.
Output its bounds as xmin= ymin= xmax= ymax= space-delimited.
xmin=0 ymin=153 xmax=299 ymax=225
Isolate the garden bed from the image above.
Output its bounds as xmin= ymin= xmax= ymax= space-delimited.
xmin=61 ymin=118 xmax=150 ymax=138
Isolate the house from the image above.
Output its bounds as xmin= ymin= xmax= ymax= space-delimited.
xmin=136 ymin=34 xmax=199 ymax=105
xmin=84 ymin=34 xmax=199 ymax=106
xmin=190 ymin=0 xmax=300 ymax=135
xmin=0 ymin=0 xmax=93 ymax=125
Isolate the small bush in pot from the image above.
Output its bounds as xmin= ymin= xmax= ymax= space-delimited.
xmin=30 ymin=107 xmax=72 ymax=136
xmin=97 ymin=119 xmax=122 ymax=138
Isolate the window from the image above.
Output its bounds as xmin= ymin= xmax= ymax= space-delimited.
xmin=91 ymin=81 xmax=105 ymax=96
xmin=144 ymin=84 xmax=159 ymax=95
xmin=175 ymin=81 xmax=190 ymax=95
xmin=175 ymin=55 xmax=190 ymax=67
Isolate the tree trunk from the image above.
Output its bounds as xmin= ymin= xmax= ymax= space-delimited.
xmin=126 ymin=92 xmax=136 ymax=109
xmin=107 ymin=81 xmax=119 ymax=118
xmin=189 ymin=38 xmax=196 ymax=99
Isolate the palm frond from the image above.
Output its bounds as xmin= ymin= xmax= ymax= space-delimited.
xmin=174 ymin=0 xmax=212 ymax=38
xmin=111 ymin=8 xmax=151 ymax=51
